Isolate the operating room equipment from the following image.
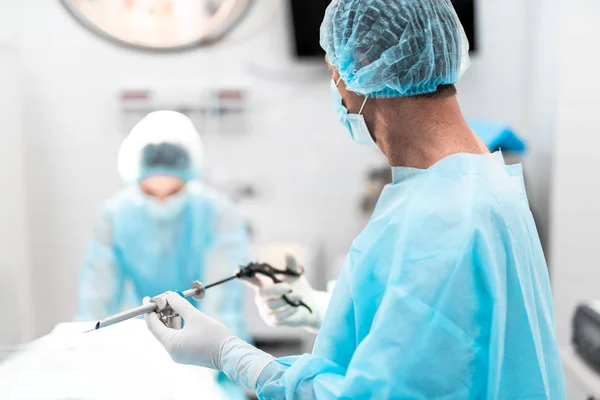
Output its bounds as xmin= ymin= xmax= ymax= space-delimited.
xmin=93 ymin=281 xmax=207 ymax=331
xmin=184 ymin=262 xmax=312 ymax=313
xmin=287 ymin=0 xmax=478 ymax=59
xmin=572 ymin=301 xmax=600 ymax=370
xmin=91 ymin=262 xmax=312 ymax=332
xmin=60 ymin=0 xmax=254 ymax=52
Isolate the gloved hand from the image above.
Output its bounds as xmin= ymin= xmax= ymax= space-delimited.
xmin=144 ymin=293 xmax=275 ymax=390
xmin=144 ymin=293 xmax=234 ymax=369
xmin=243 ymin=255 xmax=331 ymax=333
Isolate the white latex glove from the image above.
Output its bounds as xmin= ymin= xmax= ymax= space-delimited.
xmin=243 ymin=255 xmax=331 ymax=333
xmin=144 ymin=293 xmax=234 ymax=369
xmin=144 ymin=293 xmax=275 ymax=390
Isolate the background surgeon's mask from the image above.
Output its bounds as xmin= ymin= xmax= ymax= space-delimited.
xmin=331 ymin=78 xmax=378 ymax=148
xmin=143 ymin=189 xmax=188 ymax=221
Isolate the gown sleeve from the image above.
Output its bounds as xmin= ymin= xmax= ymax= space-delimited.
xmin=255 ymin=212 xmax=493 ymax=399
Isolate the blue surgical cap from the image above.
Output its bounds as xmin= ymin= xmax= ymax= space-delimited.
xmin=118 ymin=111 xmax=204 ymax=183
xmin=320 ymin=0 xmax=471 ymax=98
xmin=139 ymin=142 xmax=193 ymax=182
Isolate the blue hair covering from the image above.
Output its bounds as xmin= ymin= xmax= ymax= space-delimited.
xmin=139 ymin=142 xmax=193 ymax=182
xmin=321 ymin=0 xmax=471 ymax=98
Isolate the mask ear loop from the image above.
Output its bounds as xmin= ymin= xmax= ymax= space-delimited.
xmin=336 ymin=77 xmax=369 ymax=115
xmin=358 ymin=97 xmax=368 ymax=115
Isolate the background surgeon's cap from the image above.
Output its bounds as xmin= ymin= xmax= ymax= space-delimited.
xmin=320 ymin=0 xmax=471 ymax=98
xmin=118 ymin=110 xmax=204 ymax=183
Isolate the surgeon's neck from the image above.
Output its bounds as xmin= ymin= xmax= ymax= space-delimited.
xmin=368 ymin=95 xmax=488 ymax=169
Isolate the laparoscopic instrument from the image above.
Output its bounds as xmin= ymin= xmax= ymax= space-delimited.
xmin=87 ymin=262 xmax=312 ymax=332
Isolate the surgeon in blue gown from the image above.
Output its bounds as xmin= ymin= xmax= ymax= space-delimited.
xmin=75 ymin=110 xmax=250 ymax=399
xmin=143 ymin=1 xmax=567 ymax=399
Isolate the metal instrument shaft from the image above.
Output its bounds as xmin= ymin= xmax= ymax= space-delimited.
xmin=89 ymin=261 xmax=311 ymax=333
xmin=92 ymin=283 xmax=205 ymax=331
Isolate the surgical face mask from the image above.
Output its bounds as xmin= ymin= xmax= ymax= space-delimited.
xmin=143 ymin=189 xmax=188 ymax=221
xmin=330 ymin=78 xmax=378 ymax=148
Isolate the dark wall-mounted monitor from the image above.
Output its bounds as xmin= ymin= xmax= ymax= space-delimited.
xmin=289 ymin=0 xmax=478 ymax=58
xmin=453 ymin=0 xmax=478 ymax=53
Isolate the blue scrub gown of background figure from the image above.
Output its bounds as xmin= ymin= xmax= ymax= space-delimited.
xmin=76 ymin=180 xmax=249 ymax=338
xmin=256 ymin=153 xmax=566 ymax=399
xmin=76 ymin=181 xmax=250 ymax=400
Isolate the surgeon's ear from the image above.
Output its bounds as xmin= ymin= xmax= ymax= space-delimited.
xmin=327 ymin=59 xmax=365 ymax=114
xmin=332 ymin=69 xmax=341 ymax=83
xmin=335 ymin=77 xmax=365 ymax=115
xmin=325 ymin=56 xmax=339 ymax=81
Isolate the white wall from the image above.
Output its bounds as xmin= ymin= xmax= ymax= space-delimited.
xmin=0 ymin=45 xmax=34 ymax=345
xmin=551 ymin=0 xmax=600 ymax=345
xmin=0 ymin=0 xmax=552 ymax=337
xmin=457 ymin=0 xmax=555 ymax=251
xmin=521 ymin=0 xmax=559 ymax=255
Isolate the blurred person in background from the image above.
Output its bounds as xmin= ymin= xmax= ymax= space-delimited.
xmin=143 ymin=0 xmax=566 ymax=398
xmin=75 ymin=110 xmax=250 ymax=399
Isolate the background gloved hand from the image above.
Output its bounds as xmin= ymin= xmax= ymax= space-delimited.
xmin=242 ymin=255 xmax=331 ymax=333
xmin=144 ymin=293 xmax=234 ymax=369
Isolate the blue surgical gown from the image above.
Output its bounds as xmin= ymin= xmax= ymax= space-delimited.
xmin=75 ymin=181 xmax=250 ymax=339
xmin=256 ymin=152 xmax=566 ymax=399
